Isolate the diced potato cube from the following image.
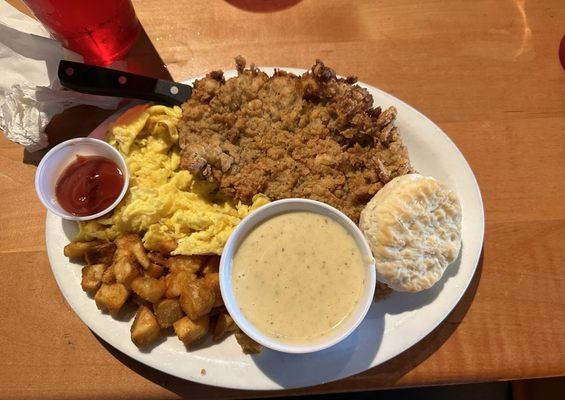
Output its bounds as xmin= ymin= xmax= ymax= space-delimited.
xmin=102 ymin=264 xmax=116 ymax=283
xmin=81 ymin=263 xmax=106 ymax=293
xmin=113 ymin=255 xmax=140 ymax=287
xmin=131 ymin=240 xmax=151 ymax=269
xmin=130 ymin=305 xmax=161 ymax=348
xmin=84 ymin=242 xmax=116 ymax=265
xmin=166 ymin=255 xmax=204 ymax=274
xmin=235 ymin=330 xmax=263 ymax=354
xmin=64 ymin=241 xmax=102 ymax=259
xmin=173 ymin=315 xmax=209 ymax=345
xmin=94 ymin=283 xmax=130 ymax=317
xmin=115 ymin=234 xmax=151 ymax=269
xmin=114 ymin=233 xmax=139 ymax=249
xmin=152 ymin=238 xmax=177 ymax=255
xmin=165 ymin=271 xmax=197 ymax=299
xmin=201 ymin=256 xmax=220 ymax=276
xmin=148 ymin=252 xmax=168 ymax=266
xmin=131 ymin=276 xmax=166 ymax=303
xmin=203 ymin=272 xmax=223 ymax=307
xmin=213 ymin=312 xmax=237 ymax=342
xmin=153 ymin=298 xmax=184 ymax=328
xmin=179 ymin=279 xmax=215 ymax=320
xmin=145 ymin=263 xmax=165 ymax=279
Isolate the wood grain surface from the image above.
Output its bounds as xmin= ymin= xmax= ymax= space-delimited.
xmin=1 ymin=0 xmax=564 ymax=399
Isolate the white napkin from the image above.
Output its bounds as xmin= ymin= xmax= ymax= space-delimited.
xmin=0 ymin=1 xmax=121 ymax=151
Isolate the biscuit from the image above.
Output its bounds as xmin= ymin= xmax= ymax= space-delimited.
xmin=359 ymin=174 xmax=462 ymax=292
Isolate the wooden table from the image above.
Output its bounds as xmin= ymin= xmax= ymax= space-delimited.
xmin=1 ymin=0 xmax=564 ymax=398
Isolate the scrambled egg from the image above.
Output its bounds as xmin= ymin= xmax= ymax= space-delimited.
xmin=76 ymin=105 xmax=268 ymax=255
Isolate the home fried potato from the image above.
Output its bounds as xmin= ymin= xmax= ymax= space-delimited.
xmin=154 ymin=298 xmax=184 ymax=328
xmin=152 ymin=238 xmax=177 ymax=255
xmin=131 ymin=276 xmax=166 ymax=303
xmin=165 ymin=271 xmax=197 ymax=299
xmin=203 ymin=272 xmax=223 ymax=307
xmin=148 ymin=252 xmax=168 ymax=266
xmin=201 ymin=256 xmax=220 ymax=276
xmin=113 ymin=255 xmax=141 ymax=288
xmin=65 ymin=231 xmax=250 ymax=353
xmin=179 ymin=279 xmax=215 ymax=320
xmin=166 ymin=255 xmax=204 ymax=274
xmin=213 ymin=312 xmax=237 ymax=342
xmin=84 ymin=242 xmax=116 ymax=265
xmin=102 ymin=264 xmax=116 ymax=283
xmin=125 ymin=235 xmax=151 ymax=269
xmin=145 ymin=263 xmax=165 ymax=279
xmin=235 ymin=330 xmax=263 ymax=354
xmin=81 ymin=264 xmax=106 ymax=293
xmin=131 ymin=305 xmax=161 ymax=348
xmin=94 ymin=283 xmax=130 ymax=317
xmin=64 ymin=240 xmax=103 ymax=259
xmin=173 ymin=315 xmax=209 ymax=346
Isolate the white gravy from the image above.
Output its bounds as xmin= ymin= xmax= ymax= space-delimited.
xmin=232 ymin=211 xmax=365 ymax=344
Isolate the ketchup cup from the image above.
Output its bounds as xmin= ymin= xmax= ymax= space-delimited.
xmin=35 ymin=138 xmax=129 ymax=221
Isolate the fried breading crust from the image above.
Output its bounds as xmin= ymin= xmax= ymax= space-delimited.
xmin=179 ymin=57 xmax=412 ymax=222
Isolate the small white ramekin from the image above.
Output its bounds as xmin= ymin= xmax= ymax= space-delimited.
xmin=35 ymin=138 xmax=129 ymax=221
xmin=220 ymin=198 xmax=376 ymax=354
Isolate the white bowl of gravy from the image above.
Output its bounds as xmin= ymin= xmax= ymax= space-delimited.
xmin=220 ymin=198 xmax=376 ymax=354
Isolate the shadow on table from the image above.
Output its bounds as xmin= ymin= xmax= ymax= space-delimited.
xmin=93 ymin=249 xmax=484 ymax=399
xmin=225 ymin=0 xmax=303 ymax=13
xmin=22 ymin=25 xmax=170 ymax=166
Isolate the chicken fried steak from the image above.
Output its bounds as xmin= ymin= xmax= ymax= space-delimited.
xmin=179 ymin=58 xmax=412 ymax=222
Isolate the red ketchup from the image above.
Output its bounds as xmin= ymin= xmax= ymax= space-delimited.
xmin=55 ymin=155 xmax=124 ymax=216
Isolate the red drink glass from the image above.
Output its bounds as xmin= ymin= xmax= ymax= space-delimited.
xmin=22 ymin=0 xmax=140 ymax=65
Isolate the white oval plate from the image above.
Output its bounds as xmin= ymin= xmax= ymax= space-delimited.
xmin=45 ymin=68 xmax=484 ymax=390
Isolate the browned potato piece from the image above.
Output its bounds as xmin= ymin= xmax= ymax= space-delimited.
xmin=201 ymin=256 xmax=220 ymax=276
xmin=64 ymin=240 xmax=102 ymax=259
xmin=145 ymin=263 xmax=165 ymax=279
xmin=94 ymin=283 xmax=130 ymax=317
xmin=179 ymin=279 xmax=215 ymax=320
xmin=203 ymin=272 xmax=223 ymax=307
xmin=131 ymin=276 xmax=166 ymax=303
xmin=152 ymin=238 xmax=177 ymax=255
xmin=81 ymin=264 xmax=106 ymax=293
xmin=113 ymin=256 xmax=140 ymax=288
xmin=115 ymin=234 xmax=151 ymax=268
xmin=131 ymin=305 xmax=161 ymax=348
xmin=131 ymin=240 xmax=151 ymax=269
xmin=165 ymin=271 xmax=197 ymax=299
xmin=102 ymin=264 xmax=116 ymax=283
xmin=235 ymin=330 xmax=263 ymax=354
xmin=213 ymin=312 xmax=237 ymax=341
xmin=166 ymin=255 xmax=204 ymax=274
xmin=173 ymin=315 xmax=209 ymax=345
xmin=114 ymin=233 xmax=139 ymax=248
xmin=148 ymin=252 xmax=168 ymax=266
xmin=84 ymin=242 xmax=116 ymax=265
xmin=153 ymin=298 xmax=184 ymax=328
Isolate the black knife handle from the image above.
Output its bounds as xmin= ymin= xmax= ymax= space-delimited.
xmin=58 ymin=60 xmax=192 ymax=106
